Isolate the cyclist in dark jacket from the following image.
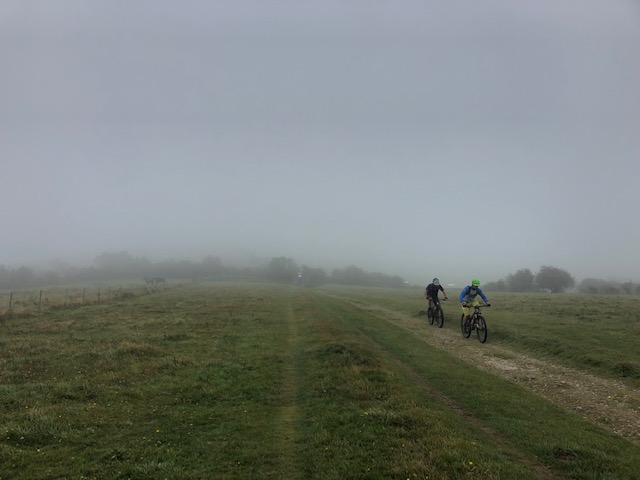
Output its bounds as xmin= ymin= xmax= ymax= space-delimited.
xmin=424 ymin=278 xmax=448 ymax=312
xmin=459 ymin=278 xmax=491 ymax=326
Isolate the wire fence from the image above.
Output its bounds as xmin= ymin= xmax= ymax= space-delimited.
xmin=0 ymin=282 xmax=166 ymax=317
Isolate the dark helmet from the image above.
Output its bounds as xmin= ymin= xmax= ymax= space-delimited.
xmin=432 ymin=278 xmax=440 ymax=286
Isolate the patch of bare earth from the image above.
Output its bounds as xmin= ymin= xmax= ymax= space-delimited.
xmin=338 ymin=298 xmax=640 ymax=445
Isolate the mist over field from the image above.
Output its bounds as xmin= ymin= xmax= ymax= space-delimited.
xmin=2 ymin=1 xmax=639 ymax=287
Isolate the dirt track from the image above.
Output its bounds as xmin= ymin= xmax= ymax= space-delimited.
xmin=337 ymin=297 xmax=640 ymax=445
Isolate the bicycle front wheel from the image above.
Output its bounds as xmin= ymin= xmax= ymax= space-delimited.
xmin=435 ymin=306 xmax=444 ymax=328
xmin=427 ymin=308 xmax=434 ymax=325
xmin=476 ymin=315 xmax=487 ymax=343
xmin=461 ymin=314 xmax=471 ymax=338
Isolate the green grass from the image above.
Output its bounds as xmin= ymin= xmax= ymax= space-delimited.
xmin=486 ymin=293 xmax=640 ymax=384
xmin=321 ymin=286 xmax=640 ymax=388
xmin=316 ymin=298 xmax=639 ymax=478
xmin=0 ymin=283 xmax=639 ymax=479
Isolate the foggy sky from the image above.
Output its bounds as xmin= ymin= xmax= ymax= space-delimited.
xmin=2 ymin=0 xmax=639 ymax=286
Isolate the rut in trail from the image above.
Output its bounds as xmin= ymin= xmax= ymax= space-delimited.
xmin=333 ymin=296 xmax=640 ymax=445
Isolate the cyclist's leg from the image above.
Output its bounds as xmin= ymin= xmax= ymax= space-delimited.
xmin=470 ymin=300 xmax=480 ymax=324
xmin=462 ymin=303 xmax=471 ymax=323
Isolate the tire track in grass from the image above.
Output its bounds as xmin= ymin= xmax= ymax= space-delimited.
xmin=272 ymin=293 xmax=302 ymax=478
xmin=323 ymin=297 xmax=562 ymax=479
xmin=375 ymin=340 xmax=563 ymax=480
xmin=327 ymin=294 xmax=640 ymax=446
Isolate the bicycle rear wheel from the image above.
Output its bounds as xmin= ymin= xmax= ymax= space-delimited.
xmin=435 ymin=306 xmax=444 ymax=328
xmin=461 ymin=314 xmax=471 ymax=338
xmin=475 ymin=315 xmax=487 ymax=343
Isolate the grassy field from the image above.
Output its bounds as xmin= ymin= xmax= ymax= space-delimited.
xmin=0 ymin=281 xmax=163 ymax=316
xmin=321 ymin=286 xmax=640 ymax=388
xmin=0 ymin=283 xmax=639 ymax=479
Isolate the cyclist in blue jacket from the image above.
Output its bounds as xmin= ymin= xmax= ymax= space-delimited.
xmin=459 ymin=278 xmax=491 ymax=326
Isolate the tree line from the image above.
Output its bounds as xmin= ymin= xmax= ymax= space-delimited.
xmin=3 ymin=254 xmax=637 ymax=294
xmin=483 ymin=266 xmax=576 ymax=293
xmin=485 ymin=265 xmax=640 ymax=295
xmin=574 ymin=278 xmax=640 ymax=295
xmin=0 ymin=252 xmax=407 ymax=290
xmin=266 ymin=258 xmax=406 ymax=289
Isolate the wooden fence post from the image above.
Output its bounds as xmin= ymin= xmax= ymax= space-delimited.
xmin=8 ymin=291 xmax=13 ymax=314
xmin=97 ymin=288 xmax=101 ymax=303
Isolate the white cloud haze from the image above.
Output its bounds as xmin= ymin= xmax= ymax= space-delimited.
xmin=2 ymin=0 xmax=639 ymax=286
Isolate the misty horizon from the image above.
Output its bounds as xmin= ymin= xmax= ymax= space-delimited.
xmin=3 ymin=1 xmax=639 ymax=287
xmin=2 ymin=247 xmax=635 ymax=289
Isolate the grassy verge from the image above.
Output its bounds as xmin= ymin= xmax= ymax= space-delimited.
xmin=317 ymin=297 xmax=640 ymax=478
xmin=292 ymin=292 xmax=545 ymax=479
xmin=320 ymin=286 xmax=640 ymax=388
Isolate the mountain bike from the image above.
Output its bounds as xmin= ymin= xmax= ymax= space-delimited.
xmin=427 ymin=298 xmax=446 ymax=328
xmin=460 ymin=304 xmax=489 ymax=343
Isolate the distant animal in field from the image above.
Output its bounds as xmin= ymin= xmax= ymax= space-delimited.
xmin=143 ymin=277 xmax=166 ymax=287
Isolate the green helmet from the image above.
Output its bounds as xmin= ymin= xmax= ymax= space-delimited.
xmin=471 ymin=278 xmax=480 ymax=287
